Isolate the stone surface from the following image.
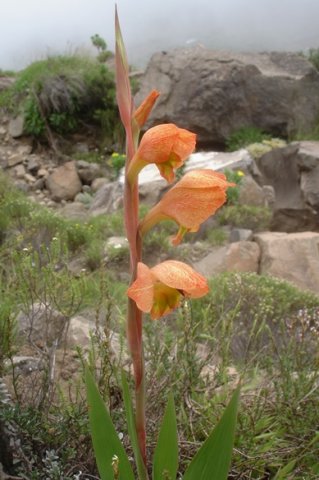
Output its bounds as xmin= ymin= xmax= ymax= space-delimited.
xmin=238 ymin=175 xmax=266 ymax=206
xmin=230 ymin=228 xmax=253 ymax=242
xmin=17 ymin=302 xmax=67 ymax=346
xmin=254 ymin=231 xmax=319 ymax=293
xmin=76 ymin=160 xmax=101 ymax=185
xmin=193 ymin=241 xmax=260 ymax=277
xmin=59 ymin=202 xmax=88 ymax=220
xmin=8 ymin=115 xmax=24 ymax=138
xmin=253 ymin=142 xmax=319 ymax=231
xmin=46 ymin=161 xmax=82 ymax=201
xmin=136 ymin=48 xmax=319 ymax=145
xmin=89 ymin=181 xmax=123 ymax=216
xmin=91 ymin=177 xmax=109 ymax=192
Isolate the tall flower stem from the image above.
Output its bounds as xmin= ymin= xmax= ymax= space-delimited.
xmin=124 ymin=169 xmax=148 ymax=477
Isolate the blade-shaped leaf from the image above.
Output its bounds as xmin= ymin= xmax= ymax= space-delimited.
xmin=152 ymin=394 xmax=178 ymax=480
xmin=183 ymin=386 xmax=240 ymax=480
xmin=115 ymin=6 xmax=133 ymax=132
xmin=85 ymin=366 xmax=135 ymax=480
xmin=274 ymin=459 xmax=296 ymax=479
xmin=122 ymin=371 xmax=149 ymax=480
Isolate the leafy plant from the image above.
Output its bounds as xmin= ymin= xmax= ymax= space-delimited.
xmin=217 ymin=204 xmax=272 ymax=231
xmin=226 ymin=126 xmax=271 ymax=151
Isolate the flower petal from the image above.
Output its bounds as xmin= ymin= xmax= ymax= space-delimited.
xmin=134 ymin=90 xmax=160 ymax=128
xmin=127 ymin=263 xmax=154 ymax=313
xmin=151 ymin=260 xmax=209 ymax=298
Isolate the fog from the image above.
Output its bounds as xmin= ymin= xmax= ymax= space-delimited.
xmin=1 ymin=0 xmax=319 ymax=71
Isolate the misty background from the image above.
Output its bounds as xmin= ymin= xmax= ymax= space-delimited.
xmin=1 ymin=0 xmax=319 ymax=71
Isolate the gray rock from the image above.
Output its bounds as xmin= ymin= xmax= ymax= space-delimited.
xmin=17 ymin=302 xmax=67 ymax=346
xmin=230 ymin=228 xmax=253 ymax=242
xmin=89 ymin=181 xmax=123 ymax=216
xmin=46 ymin=161 xmax=82 ymax=201
xmin=76 ymin=160 xmax=101 ymax=185
xmin=193 ymin=241 xmax=260 ymax=277
xmin=253 ymin=142 xmax=319 ymax=231
xmin=254 ymin=231 xmax=319 ymax=294
xmin=91 ymin=177 xmax=109 ymax=192
xmin=238 ymin=175 xmax=266 ymax=207
xmin=136 ymin=48 xmax=319 ymax=145
xmin=27 ymin=155 xmax=40 ymax=174
xmin=7 ymin=153 xmax=23 ymax=167
xmin=8 ymin=115 xmax=24 ymax=138
xmin=60 ymin=202 xmax=88 ymax=221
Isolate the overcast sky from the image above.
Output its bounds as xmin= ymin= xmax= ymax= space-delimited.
xmin=1 ymin=0 xmax=319 ymax=71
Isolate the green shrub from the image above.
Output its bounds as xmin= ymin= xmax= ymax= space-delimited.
xmin=308 ymin=47 xmax=319 ymax=71
xmin=224 ymin=168 xmax=245 ymax=205
xmin=217 ymin=204 xmax=272 ymax=231
xmin=0 ymin=55 xmax=121 ymax=145
xmin=226 ymin=126 xmax=271 ymax=151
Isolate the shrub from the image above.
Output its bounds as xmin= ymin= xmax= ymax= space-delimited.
xmin=226 ymin=126 xmax=271 ymax=151
xmin=217 ymin=204 xmax=272 ymax=231
xmin=224 ymin=168 xmax=245 ymax=205
xmin=308 ymin=47 xmax=319 ymax=71
xmin=0 ymin=55 xmax=121 ymax=146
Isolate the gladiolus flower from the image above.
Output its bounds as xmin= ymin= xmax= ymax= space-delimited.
xmin=139 ymin=169 xmax=235 ymax=245
xmin=133 ymin=90 xmax=160 ymax=128
xmin=127 ymin=123 xmax=196 ymax=184
xmin=127 ymin=260 xmax=209 ymax=319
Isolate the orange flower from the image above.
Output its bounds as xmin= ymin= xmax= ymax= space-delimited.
xmin=133 ymin=90 xmax=160 ymax=128
xmin=139 ymin=169 xmax=235 ymax=245
xmin=127 ymin=260 xmax=209 ymax=319
xmin=127 ymin=123 xmax=196 ymax=184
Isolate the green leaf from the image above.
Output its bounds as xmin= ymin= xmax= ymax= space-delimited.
xmin=121 ymin=371 xmax=149 ymax=480
xmin=85 ymin=366 xmax=135 ymax=480
xmin=183 ymin=386 xmax=240 ymax=480
xmin=273 ymin=459 xmax=296 ymax=479
xmin=152 ymin=394 xmax=178 ymax=480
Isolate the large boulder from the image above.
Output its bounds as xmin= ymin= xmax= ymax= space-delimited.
xmin=46 ymin=161 xmax=82 ymax=201
xmin=254 ymin=231 xmax=319 ymax=294
xmin=193 ymin=241 xmax=260 ymax=277
xmin=136 ymin=48 xmax=319 ymax=146
xmin=252 ymin=141 xmax=319 ymax=231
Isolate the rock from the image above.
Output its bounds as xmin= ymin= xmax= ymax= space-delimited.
xmin=297 ymin=141 xmax=319 ymax=211
xmin=136 ymin=48 xmax=319 ymax=145
xmin=254 ymin=231 xmax=319 ymax=294
xmin=17 ymin=144 xmax=32 ymax=156
xmin=89 ymin=181 xmax=123 ymax=216
xmin=76 ymin=160 xmax=101 ymax=185
xmin=26 ymin=155 xmax=40 ymax=174
xmin=7 ymin=153 xmax=23 ymax=167
xmin=186 ymin=149 xmax=252 ymax=173
xmin=24 ymin=173 xmax=36 ymax=183
xmin=14 ymin=164 xmax=26 ymax=179
xmin=17 ymin=302 xmax=67 ymax=346
xmin=73 ymin=142 xmax=89 ymax=154
xmin=238 ymin=175 xmax=266 ymax=207
xmin=91 ymin=177 xmax=109 ymax=192
xmin=230 ymin=228 xmax=253 ymax=242
xmin=67 ymin=316 xmax=127 ymax=362
xmin=5 ymin=356 xmax=42 ymax=375
xmin=59 ymin=202 xmax=88 ymax=221
xmin=0 ymin=75 xmax=15 ymax=92
xmin=37 ymin=168 xmax=49 ymax=178
xmin=8 ymin=115 xmax=24 ymax=138
xmin=46 ymin=161 xmax=82 ymax=201
xmin=33 ymin=177 xmax=45 ymax=190
xmin=193 ymin=241 xmax=260 ymax=277
xmin=253 ymin=142 xmax=319 ymax=231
